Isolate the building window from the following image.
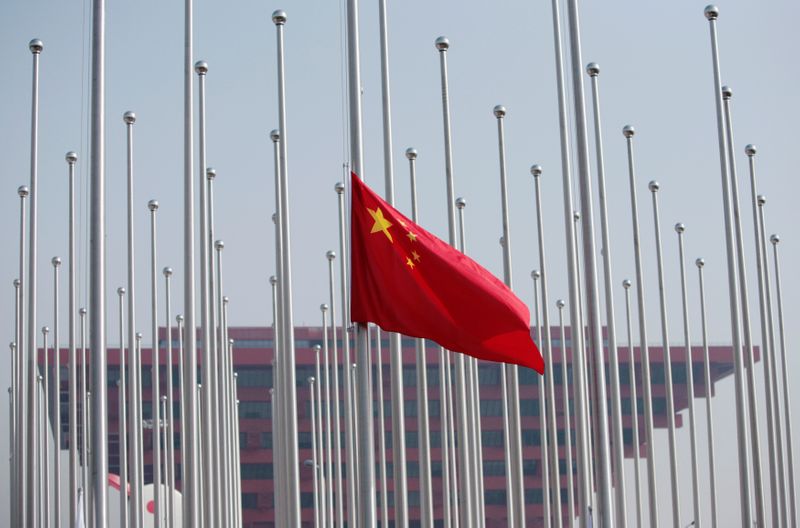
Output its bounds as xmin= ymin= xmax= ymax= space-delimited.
xmin=261 ymin=432 xmax=272 ymax=449
xmin=239 ymin=401 xmax=271 ymax=419
xmin=481 ymin=430 xmax=503 ymax=447
xmin=237 ymin=367 xmax=273 ymax=388
xmin=242 ymin=492 xmax=258 ymax=509
xmin=241 ymin=463 xmax=273 ymax=479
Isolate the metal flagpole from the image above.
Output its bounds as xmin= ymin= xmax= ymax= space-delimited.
xmin=647 ymin=181 xmax=682 ymax=528
xmin=585 ymin=63 xmax=629 ymax=527
xmin=406 ymin=148 xmax=433 ymax=528
xmin=695 ymin=258 xmax=719 ymax=528
xmin=213 ymin=241 xmax=229 ymax=527
xmin=221 ymin=297 xmax=235 ymax=528
xmin=373 ymin=330 xmax=389 ymax=526
xmin=80 ymin=308 xmax=88 ymax=524
xmin=117 ymin=287 xmax=129 ymax=528
xmin=675 ymin=224 xmax=701 ymax=526
xmin=65 ymin=149 xmax=78 ymax=528
xmin=38 ymin=373 xmax=45 ymax=528
xmin=747 ymin=146 xmax=787 ymax=526
xmin=532 ymin=164 xmax=565 ymax=527
xmin=622 ymin=126 xmax=659 ymax=526
xmin=491 ymin=104 xmax=523 ymax=528
xmin=721 ymin=86 xmax=766 ymax=527
xmin=208 ymin=175 xmax=224 ymax=528
xmin=532 ymin=271 xmax=552 ymax=528
xmin=324 ymin=250 xmax=345 ymax=528
xmin=444 ymin=345 xmax=459 ymax=528
xmin=160 ymin=396 xmax=169 ymax=528
xmin=123 ymin=111 xmax=144 ymax=528
xmin=51 ymin=258 xmax=62 ymax=528
xmin=16 ymin=183 xmax=29 ymax=528
xmin=556 ymin=300 xmax=574 ymax=528
xmin=313 ymin=346 xmax=327 ymax=528
xmin=176 ymin=314 xmax=186 ymax=493
xmin=320 ymin=304 xmax=334 ymax=528
xmin=149 ymin=199 xmax=163 ymax=528
xmin=196 ymin=382 xmax=203 ymax=528
xmin=308 ymin=378 xmax=320 ymax=528
xmin=12 ymin=283 xmax=20 ymax=528
xmin=25 ymin=38 xmax=43 ymax=527
xmin=271 ymin=12 xmax=303 ymax=524
xmin=43 ymin=325 xmax=51 ymax=528
xmin=335 ymin=178 xmax=359 ymax=526
xmin=8 ymin=366 xmax=16 ymax=528
xmin=769 ymin=233 xmax=797 ymax=525
xmin=562 ymin=0 xmax=617 ymax=521
xmin=703 ymin=8 xmax=754 ymax=524
xmin=622 ymin=280 xmax=643 ymax=528
xmin=233 ymin=375 xmax=243 ymax=528
xmin=163 ymin=268 xmax=176 ymax=528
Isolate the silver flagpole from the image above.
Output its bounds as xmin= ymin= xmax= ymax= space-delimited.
xmin=556 ymin=300 xmax=574 ymax=528
xmin=444 ymin=346 xmax=459 ymax=528
xmin=43 ymin=325 xmax=51 ymax=528
xmin=703 ymin=8 xmax=754 ymax=524
xmin=9 ymin=365 xmax=16 ymax=528
xmin=222 ymin=298 xmax=235 ymax=528
xmin=335 ymin=178 xmax=359 ymax=526
xmin=675 ymin=224 xmax=701 ymax=526
xmin=176 ymin=314 xmax=186 ymax=495
xmin=51 ymin=258 xmax=62 ymax=528
xmin=531 ymin=164 xmax=564 ymax=528
xmin=38 ymin=373 xmax=45 ymax=528
xmin=271 ymin=12 xmax=302 ymax=524
xmin=233 ymin=376 xmax=243 ymax=528
xmin=491 ymin=104 xmax=523 ymax=528
xmin=747 ymin=146 xmax=787 ymax=526
xmin=12 ymin=283 xmax=20 ymax=528
xmin=66 ymin=149 xmax=78 ymax=528
xmin=324 ymin=250 xmax=345 ymax=528
xmin=320 ymin=304 xmax=334 ymax=528
xmin=160 ymin=396 xmax=168 ymax=528
xmin=406 ymin=148 xmax=433 ymax=528
xmin=622 ymin=280 xmax=643 ymax=528
xmin=721 ymin=86 xmax=766 ymax=527
xmin=16 ymin=184 xmax=29 ymax=528
xmin=80 ymin=308 xmax=88 ymax=524
xmin=622 ymin=126 xmax=659 ymax=526
xmin=308 ymin=378 xmax=320 ymax=528
xmin=194 ymin=60 xmax=217 ymax=528
xmin=562 ymin=0 xmax=617 ymax=521
xmin=213 ymin=242 xmax=229 ymax=527
xmin=769 ymin=233 xmax=797 ymax=525
xmin=546 ymin=0 xmax=592 ymax=519
xmin=313 ymin=346 xmax=327 ymax=528
xmin=163 ymin=268 xmax=175 ymax=528
xmin=585 ymin=63 xmax=628 ymax=527
xmin=373 ymin=330 xmax=389 ymax=526
xmin=123 ymin=110 xmax=144 ymax=528
xmin=182 ymin=0 xmax=200 ymax=520
xmin=196 ymin=382 xmax=203 ymax=528
xmin=532 ymin=271 xmax=552 ymax=528
xmin=25 ymin=38 xmax=43 ymax=527
xmin=149 ymin=199 xmax=163 ymax=528
xmin=695 ymin=259 xmax=719 ymax=528
xmin=647 ymin=181 xmax=682 ymax=528
xmin=117 ymin=287 xmax=129 ymax=528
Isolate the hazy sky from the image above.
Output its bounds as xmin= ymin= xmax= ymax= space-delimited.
xmin=1 ymin=0 xmax=798 ymax=526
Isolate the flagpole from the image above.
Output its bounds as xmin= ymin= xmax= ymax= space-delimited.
xmin=531 ymin=270 xmax=552 ymax=528
xmin=675 ymin=224 xmax=701 ymax=526
xmin=64 ymin=151 xmax=78 ymax=528
xmin=622 ymin=280 xmax=643 ymax=528
xmin=556 ymin=299 xmax=575 ymax=528
xmin=621 ymin=126 xmax=659 ymax=526
xmin=163 ymin=267 xmax=176 ymax=528
xmin=222 ymin=298 xmax=235 ymax=528
xmin=214 ymin=242 xmax=231 ymax=528
xmin=769 ymin=233 xmax=797 ymax=525
xmin=406 ymin=147 xmax=434 ymax=528
xmin=160 ymin=395 xmax=169 ymax=527
xmin=12 ymin=281 xmax=20 ymax=528
xmin=271 ymin=12 xmax=303 ymax=524
xmin=42 ymin=325 xmax=51 ymax=527
xmin=721 ymin=86 xmax=766 ymax=528
xmin=308 ymin=377 xmax=321 ymax=528
xmin=16 ymin=183 xmax=28 ymax=528
xmin=313 ymin=346 xmax=327 ymax=528
xmin=443 ymin=342 xmax=459 ymax=528
xmin=176 ymin=314 xmax=186 ymax=493
xmin=233 ymin=374 xmax=243 ymax=528
xmin=324 ymin=251 xmax=345 ymax=528
xmin=117 ymin=286 xmax=129 ymax=528
xmin=147 ymin=199 xmax=162 ymax=528
xmin=695 ymin=258 xmax=719 ymax=528
xmin=8 ymin=348 xmax=16 ymax=528
xmin=320 ymin=304 xmax=334 ymax=528
xmin=37 ymin=373 xmax=44 ymax=528
xmin=747 ymin=146 xmax=787 ymax=526
xmin=531 ymin=164 xmax=564 ymax=527
xmin=80 ymin=307 xmax=88 ymax=524
xmin=368 ymin=328 xmax=387 ymax=527
xmin=48 ymin=256 xmax=61 ymax=528
xmin=24 ymin=38 xmax=43 ymax=528
xmin=703 ymin=8 xmax=754 ymax=524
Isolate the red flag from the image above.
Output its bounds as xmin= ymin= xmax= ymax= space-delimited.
xmin=349 ymin=172 xmax=544 ymax=373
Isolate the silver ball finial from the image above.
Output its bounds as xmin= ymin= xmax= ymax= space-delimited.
xmin=271 ymin=213 xmax=277 ymax=224
xmin=586 ymin=62 xmax=600 ymax=77
xmin=270 ymin=129 xmax=280 ymax=142
xmin=675 ymin=222 xmax=686 ymax=234
xmin=307 ymin=376 xmax=315 ymax=385
xmin=18 ymin=186 xmax=29 ymax=198
xmin=757 ymin=194 xmax=766 ymax=206
xmin=556 ymin=299 xmax=566 ymax=309
xmin=13 ymin=279 xmax=20 ymax=288
xmin=194 ymin=60 xmax=208 ymax=75
xmin=272 ymin=10 xmax=287 ymax=25
xmin=29 ymin=39 xmax=43 ymax=54
xmin=493 ymin=105 xmax=507 ymax=118
xmin=770 ymin=234 xmax=780 ymax=245
xmin=573 ymin=211 xmax=581 ymax=221
xmin=176 ymin=314 xmax=184 ymax=324
xmin=530 ymin=164 xmax=543 ymax=178
xmin=622 ymin=279 xmax=632 ymax=289
xmin=136 ymin=332 xmax=143 ymax=341
xmin=215 ymin=240 xmax=224 ymax=251
xmin=117 ymin=287 xmax=126 ymax=296
xmin=745 ymin=144 xmax=757 ymax=157
xmin=66 ymin=151 xmax=78 ymax=163
xmin=499 ymin=236 xmax=505 ymax=248
xmin=269 ymin=275 xmax=277 ymax=286
xmin=704 ymin=5 xmax=720 ymax=20
xmin=79 ymin=307 xmax=87 ymax=316
xmin=223 ymin=295 xmax=230 ymax=304
xmin=648 ymin=180 xmax=660 ymax=193
xmin=326 ymin=250 xmax=336 ymax=261
xmin=10 ymin=342 xmax=15 ymax=351
xmin=123 ymin=111 xmax=136 ymax=124
xmin=42 ymin=326 xmax=49 ymax=335
xmin=405 ymin=148 xmax=417 ymax=160
xmin=52 ymin=256 xmax=62 ymax=267
xmin=206 ymin=167 xmax=216 ymax=180
xmin=695 ymin=258 xmax=705 ymax=268
xmin=721 ymin=85 xmax=732 ymax=100
xmin=148 ymin=199 xmax=159 ymax=211
xmin=335 ymin=181 xmax=345 ymax=194
xmin=435 ymin=36 xmax=450 ymax=51
xmin=622 ymin=125 xmax=635 ymax=138
xmin=320 ymin=303 xmax=329 ymax=312
xmin=163 ymin=266 xmax=173 ymax=277
xmin=456 ymin=197 xmax=466 ymax=210
xmin=531 ymin=270 xmax=541 ymax=280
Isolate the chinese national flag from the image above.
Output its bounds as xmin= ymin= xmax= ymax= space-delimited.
xmin=349 ymin=172 xmax=544 ymax=374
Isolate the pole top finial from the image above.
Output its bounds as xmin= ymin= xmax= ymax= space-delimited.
xmin=648 ymin=180 xmax=660 ymax=193
xmin=223 ymin=295 xmax=230 ymax=304
xmin=148 ymin=199 xmax=159 ymax=211
xmin=435 ymin=36 xmax=450 ymax=51
xmin=206 ymin=167 xmax=216 ymax=180
xmin=770 ymin=234 xmax=780 ymax=245
xmin=721 ymin=85 xmax=732 ymax=100
xmin=675 ymin=222 xmax=686 ymax=234
xmin=13 ymin=278 xmax=20 ymax=287
xmin=745 ymin=144 xmax=757 ymax=157
xmin=326 ymin=250 xmax=336 ymax=261
xmin=66 ymin=151 xmax=78 ymax=163
xmin=29 ymin=39 xmax=43 ymax=54
xmin=272 ymin=10 xmax=287 ymax=25
xmin=117 ymin=286 xmax=126 ymax=296
xmin=194 ymin=60 xmax=208 ymax=75
xmin=320 ymin=303 xmax=328 ymax=312
xmin=573 ymin=211 xmax=581 ymax=221
xmin=704 ymin=5 xmax=720 ymax=20
xmin=695 ymin=257 xmax=705 ymax=268
xmin=335 ymin=181 xmax=345 ymax=194
xmin=52 ymin=256 xmax=62 ymax=267
xmin=757 ymin=194 xmax=766 ymax=206
xmin=270 ymin=129 xmax=281 ymax=142
xmin=123 ymin=111 xmax=136 ymax=124
xmin=136 ymin=332 xmax=143 ymax=340
xmin=163 ymin=266 xmax=173 ymax=277
xmin=556 ymin=299 xmax=566 ymax=309
xmin=79 ymin=307 xmax=87 ymax=316
xmin=405 ymin=147 xmax=417 ymax=160
xmin=10 ymin=342 xmax=15 ymax=351
xmin=493 ymin=105 xmax=507 ymax=118
xmin=530 ymin=164 xmax=543 ymax=177
xmin=308 ymin=376 xmax=315 ymax=385
xmin=456 ymin=197 xmax=466 ymax=210
xmin=622 ymin=279 xmax=632 ymax=289
xmin=586 ymin=62 xmax=600 ymax=77
xmin=215 ymin=239 xmax=224 ymax=251
xmin=18 ymin=185 xmax=29 ymax=198
xmin=269 ymin=275 xmax=278 ymax=286
xmin=531 ymin=270 xmax=541 ymax=280
xmin=176 ymin=314 xmax=184 ymax=323
xmin=42 ymin=326 xmax=49 ymax=335
xmin=622 ymin=125 xmax=635 ymax=138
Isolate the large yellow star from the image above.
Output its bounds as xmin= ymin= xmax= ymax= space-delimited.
xmin=368 ymin=206 xmax=393 ymax=243
xmin=406 ymin=231 xmax=417 ymax=243
xmin=406 ymin=257 xmax=415 ymax=269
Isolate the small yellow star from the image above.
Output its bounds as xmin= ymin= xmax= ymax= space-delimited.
xmin=406 ymin=257 xmax=415 ymax=269
xmin=368 ymin=207 xmax=393 ymax=243
xmin=412 ymin=250 xmax=421 ymax=262
xmin=406 ymin=231 xmax=417 ymax=243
